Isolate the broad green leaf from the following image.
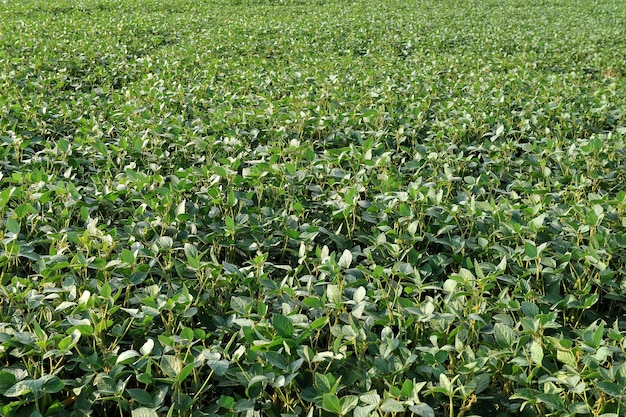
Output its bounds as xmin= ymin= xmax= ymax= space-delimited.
xmin=536 ymin=393 xmax=564 ymax=411
xmin=217 ymin=395 xmax=235 ymax=409
xmin=530 ymin=341 xmax=544 ymax=365
xmin=131 ymin=408 xmax=159 ymax=417
xmin=0 ymin=372 xmax=17 ymax=393
xmin=359 ymin=391 xmax=380 ymax=405
xmin=409 ymin=403 xmax=435 ymax=417
xmin=467 ymin=374 xmax=491 ymax=394
xmin=234 ymin=399 xmax=255 ymax=412
xmin=338 ymin=249 xmax=352 ymax=269
xmin=322 ymin=394 xmax=341 ymax=414
xmin=116 ymin=350 xmax=140 ymax=365
xmin=127 ymin=389 xmax=154 ymax=407
xmin=494 ymin=323 xmax=516 ymax=349
xmin=5 ymin=217 xmax=19 ymax=234
xmin=0 ymin=187 xmax=15 ymax=209
xmin=353 ymin=286 xmax=366 ymax=303
xmin=316 ymin=373 xmax=332 ymax=392
xmin=327 ymin=284 xmax=342 ymax=305
xmin=178 ymin=363 xmax=195 ymax=383
xmin=121 ymin=249 xmax=135 ymax=264
xmin=101 ymin=282 xmax=112 ymax=299
xmin=401 ymin=380 xmax=414 ymax=397
xmin=161 ymin=355 xmax=183 ymax=378
xmin=354 ymin=404 xmax=377 ymax=417
xmin=214 ymin=165 xmax=228 ymax=177
xmin=524 ymin=240 xmax=538 ymax=259
xmin=568 ymin=402 xmax=590 ymax=414
xmin=593 ymin=321 xmax=605 ymax=348
xmin=557 ymin=350 xmax=577 ymax=367
xmin=272 ymin=314 xmax=294 ymax=338
xmin=340 ymin=395 xmax=359 ymax=414
xmin=380 ymin=398 xmax=405 ymax=413
xmin=438 ymin=374 xmax=453 ymax=394
xmin=207 ymin=359 xmax=229 ymax=376
xmin=597 ymin=381 xmax=623 ymax=397
xmin=4 ymin=381 xmax=30 ymax=397
xmin=39 ymin=375 xmax=64 ymax=394
xmin=140 ymin=339 xmax=154 ymax=356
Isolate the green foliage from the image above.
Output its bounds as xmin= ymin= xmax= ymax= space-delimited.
xmin=1 ymin=0 xmax=626 ymax=416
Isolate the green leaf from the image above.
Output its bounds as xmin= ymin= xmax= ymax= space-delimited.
xmin=536 ymin=393 xmax=564 ymax=411
xmin=409 ymin=403 xmax=435 ymax=417
xmin=131 ymin=409 xmax=159 ymax=417
xmin=401 ymin=380 xmax=414 ymax=397
xmin=140 ymin=339 xmax=154 ymax=356
xmin=494 ymin=323 xmax=515 ymax=349
xmin=327 ymin=284 xmax=342 ymax=305
xmin=127 ymin=389 xmax=154 ymax=407
xmin=161 ymin=355 xmax=183 ymax=378
xmin=207 ymin=359 xmax=229 ymax=376
xmin=0 ymin=372 xmax=17 ymax=394
xmin=354 ymin=404 xmax=378 ymax=417
xmin=4 ymin=381 xmax=30 ymax=397
xmin=310 ymin=316 xmax=328 ymax=330
xmin=510 ymin=388 xmax=540 ymax=401
xmin=597 ymin=381 xmax=623 ymax=397
xmin=121 ymin=249 xmax=135 ymax=264
xmin=234 ymin=399 xmax=255 ymax=412
xmin=359 ymin=391 xmax=380 ymax=405
xmin=183 ymin=243 xmax=198 ymax=259
xmin=214 ymin=165 xmax=228 ymax=177
xmin=303 ymin=297 xmax=324 ymax=309
xmin=322 ymin=394 xmax=341 ymax=414
xmin=4 ymin=376 xmax=64 ymax=397
xmin=272 ymin=313 xmax=294 ymax=338
xmin=467 ymin=374 xmax=491 ymax=394
xmin=438 ymin=374 xmax=453 ymax=394
xmin=6 ymin=218 xmax=19 ymax=234
xmin=316 ymin=373 xmax=332 ymax=392
xmin=557 ymin=349 xmax=577 ymax=367
xmin=338 ymin=249 xmax=352 ymax=269
xmin=39 ymin=375 xmax=64 ymax=394
xmin=178 ymin=363 xmax=195 ymax=383
xmin=530 ymin=341 xmax=544 ymax=365
xmin=101 ymin=282 xmax=112 ymax=299
xmin=524 ymin=240 xmax=538 ymax=259
xmin=116 ymin=350 xmax=140 ymax=365
xmin=593 ymin=321 xmax=605 ymax=348
xmin=568 ymin=402 xmax=590 ymax=414
xmin=380 ymin=398 xmax=405 ymax=413
xmin=225 ymin=215 xmax=235 ymax=230
xmin=340 ymin=395 xmax=359 ymax=414
xmin=217 ymin=395 xmax=235 ymax=409
xmin=0 ymin=187 xmax=15 ymax=209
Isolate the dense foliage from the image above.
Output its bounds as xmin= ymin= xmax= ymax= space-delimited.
xmin=1 ymin=0 xmax=626 ymax=416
